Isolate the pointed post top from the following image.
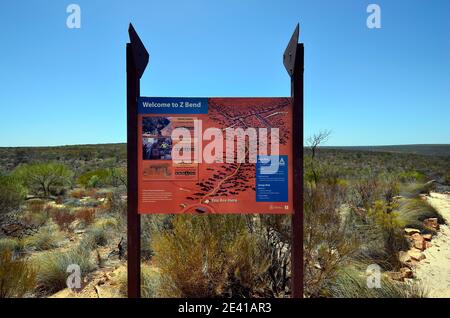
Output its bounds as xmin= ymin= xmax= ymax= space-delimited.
xmin=128 ymin=23 xmax=149 ymax=79
xmin=283 ymin=23 xmax=300 ymax=77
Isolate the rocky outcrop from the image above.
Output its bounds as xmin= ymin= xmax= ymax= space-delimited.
xmin=423 ymin=218 xmax=439 ymax=231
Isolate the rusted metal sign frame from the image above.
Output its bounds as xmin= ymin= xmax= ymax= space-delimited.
xmin=284 ymin=23 xmax=304 ymax=298
xmin=127 ymin=23 xmax=304 ymax=298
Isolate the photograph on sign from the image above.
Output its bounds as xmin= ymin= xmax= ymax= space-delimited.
xmin=137 ymin=97 xmax=293 ymax=214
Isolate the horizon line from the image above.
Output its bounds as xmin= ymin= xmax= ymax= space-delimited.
xmin=0 ymin=142 xmax=449 ymax=149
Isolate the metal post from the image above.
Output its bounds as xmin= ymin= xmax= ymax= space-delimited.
xmin=126 ymin=23 xmax=149 ymax=298
xmin=284 ymin=24 xmax=304 ymax=298
xmin=126 ymin=42 xmax=141 ymax=299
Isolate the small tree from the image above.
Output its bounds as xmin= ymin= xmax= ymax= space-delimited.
xmin=306 ymin=130 xmax=331 ymax=184
xmin=13 ymin=162 xmax=73 ymax=197
xmin=0 ymin=175 xmax=26 ymax=215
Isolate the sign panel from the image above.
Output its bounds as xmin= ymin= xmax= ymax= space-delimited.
xmin=137 ymin=97 xmax=293 ymax=214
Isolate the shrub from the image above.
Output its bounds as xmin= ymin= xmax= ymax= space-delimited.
xmin=140 ymin=215 xmax=174 ymax=260
xmin=259 ymin=214 xmax=292 ymax=296
xmin=13 ymin=162 xmax=73 ymax=197
xmin=107 ymin=167 xmax=127 ymax=188
xmin=22 ymin=200 xmax=50 ymax=227
xmin=367 ymin=201 xmax=409 ymax=268
xmin=49 ymin=208 xmax=76 ymax=231
xmin=397 ymin=198 xmax=444 ymax=231
xmin=304 ymin=181 xmax=359 ymax=297
xmin=0 ymin=250 xmax=37 ymax=298
xmin=74 ymin=208 xmax=96 ymax=226
xmin=0 ymin=175 xmax=26 ymax=215
xmin=152 ymin=215 xmax=270 ymax=297
xmin=24 ymin=223 xmax=63 ymax=251
xmin=399 ymin=171 xmax=426 ymax=183
xmin=351 ymin=178 xmax=381 ymax=209
xmin=402 ymin=182 xmax=435 ymax=198
xmin=101 ymin=190 xmax=127 ymax=227
xmin=34 ymin=244 xmax=95 ymax=294
xmin=93 ymin=217 xmax=118 ymax=230
xmin=87 ymin=175 xmax=100 ymax=188
xmin=22 ymin=209 xmax=49 ymax=228
xmin=141 ymin=265 xmax=161 ymax=298
xmin=26 ymin=199 xmax=46 ymax=214
xmin=83 ymin=223 xmax=109 ymax=247
xmin=380 ymin=179 xmax=400 ymax=204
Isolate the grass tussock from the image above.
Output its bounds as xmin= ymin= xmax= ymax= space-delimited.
xmin=0 ymin=250 xmax=37 ymax=298
xmin=24 ymin=222 xmax=63 ymax=251
xmin=397 ymin=198 xmax=444 ymax=231
xmin=33 ymin=244 xmax=95 ymax=294
xmin=81 ymin=220 xmax=112 ymax=248
xmin=119 ymin=264 xmax=161 ymax=298
xmin=0 ymin=237 xmax=25 ymax=257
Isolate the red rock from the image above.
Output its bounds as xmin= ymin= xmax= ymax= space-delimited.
xmin=423 ymin=218 xmax=439 ymax=230
xmin=399 ymin=251 xmax=412 ymax=265
xmin=411 ymin=233 xmax=426 ymax=250
xmin=400 ymin=267 xmax=414 ymax=279
xmin=408 ymin=249 xmax=426 ymax=261
xmin=387 ymin=271 xmax=404 ymax=281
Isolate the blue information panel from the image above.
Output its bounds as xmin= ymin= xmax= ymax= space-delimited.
xmin=256 ymin=155 xmax=288 ymax=202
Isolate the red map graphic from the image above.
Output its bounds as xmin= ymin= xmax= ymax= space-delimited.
xmin=138 ymin=97 xmax=293 ymax=214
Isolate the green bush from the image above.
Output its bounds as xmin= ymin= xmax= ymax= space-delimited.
xmin=93 ymin=217 xmax=118 ymax=230
xmin=304 ymin=181 xmax=359 ymax=297
xmin=0 ymin=250 xmax=37 ymax=298
xmin=77 ymin=169 xmax=109 ymax=188
xmin=34 ymin=244 xmax=95 ymax=293
xmin=140 ymin=215 xmax=174 ymax=260
xmin=367 ymin=201 xmax=409 ymax=269
xmin=0 ymin=175 xmax=26 ymax=214
xmin=24 ymin=223 xmax=63 ymax=251
xmin=119 ymin=264 xmax=161 ymax=298
xmin=399 ymin=171 xmax=425 ymax=183
xmin=152 ymin=215 xmax=270 ymax=297
xmin=13 ymin=162 xmax=73 ymax=197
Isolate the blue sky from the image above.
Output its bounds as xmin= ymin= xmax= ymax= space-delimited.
xmin=0 ymin=0 xmax=449 ymax=146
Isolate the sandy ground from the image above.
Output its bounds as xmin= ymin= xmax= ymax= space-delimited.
xmin=49 ymin=265 xmax=126 ymax=298
xmin=414 ymin=192 xmax=450 ymax=298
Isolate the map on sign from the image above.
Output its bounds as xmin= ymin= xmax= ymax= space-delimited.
xmin=137 ymin=97 xmax=293 ymax=214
